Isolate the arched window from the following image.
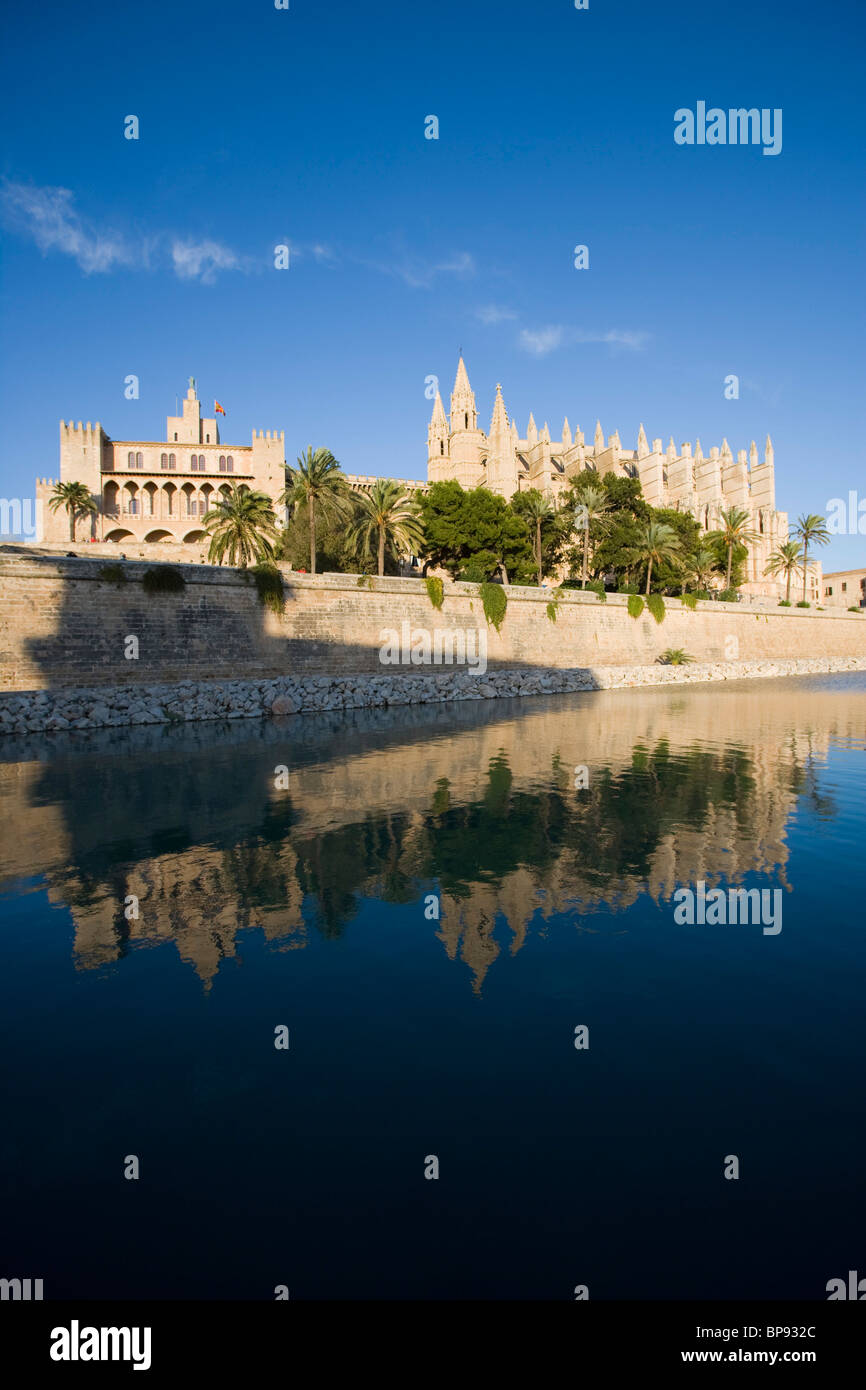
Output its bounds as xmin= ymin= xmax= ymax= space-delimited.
xmin=464 ymin=413 xmax=468 ymax=429
xmin=205 ymin=433 xmax=210 ymax=443
xmin=440 ymin=441 xmax=444 ymax=455
xmin=169 ymin=454 xmax=176 ymax=470
xmin=161 ymin=453 xmax=168 ymax=469
xmin=219 ymin=455 xmax=226 ymax=472
xmin=226 ymin=456 xmax=233 ymax=472
xmin=127 ymin=451 xmax=134 ymax=467
xmin=136 ymin=452 xmax=143 ymax=469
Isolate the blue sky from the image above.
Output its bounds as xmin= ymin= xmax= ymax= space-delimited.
xmin=1 ymin=0 xmax=864 ymax=568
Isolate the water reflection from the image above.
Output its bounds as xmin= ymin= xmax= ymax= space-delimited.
xmin=0 ymin=676 xmax=862 ymax=991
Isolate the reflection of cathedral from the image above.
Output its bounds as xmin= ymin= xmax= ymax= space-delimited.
xmin=1 ymin=683 xmax=859 ymax=992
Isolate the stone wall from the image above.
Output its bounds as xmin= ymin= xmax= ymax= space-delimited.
xmin=1 ymin=552 xmax=865 ymax=695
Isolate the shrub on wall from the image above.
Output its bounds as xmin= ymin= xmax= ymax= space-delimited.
xmin=584 ymin=579 xmax=607 ymax=603
xmin=97 ymin=564 xmax=127 ymax=585
xmin=778 ymin=599 xmax=792 ymax=607
xmin=627 ymin=594 xmax=645 ymax=619
xmin=251 ymin=562 xmax=285 ymax=615
xmin=717 ymin=588 xmax=739 ymax=603
xmin=546 ymin=601 xmax=557 ymax=623
xmin=142 ymin=566 xmax=185 ymax=594
xmin=646 ymin=593 xmax=666 ymax=624
xmin=680 ymin=592 xmax=698 ymax=610
xmin=658 ymin=648 xmax=694 ymax=665
xmin=480 ymin=581 xmax=507 ymax=632
xmin=848 ymin=605 xmax=864 ymax=613
xmin=796 ymin=600 xmax=811 ymax=608
xmin=425 ymin=576 xmax=444 ymax=610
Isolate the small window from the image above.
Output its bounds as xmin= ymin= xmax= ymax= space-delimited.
xmin=464 ymin=413 xmax=468 ymax=429
xmin=169 ymin=454 xmax=176 ymax=470
xmin=226 ymin=456 xmax=233 ymax=472
xmin=127 ymin=451 xmax=134 ymax=467
xmin=440 ymin=441 xmax=444 ymax=455
xmin=842 ymin=583 xmax=847 ymax=592
xmin=161 ymin=453 xmax=168 ymax=469
xmin=136 ymin=452 xmax=143 ymax=469
xmin=128 ymin=498 xmax=139 ymax=515
xmin=219 ymin=455 xmax=226 ymax=472
xmin=174 ymin=433 xmax=178 ymax=441
xmin=206 ymin=434 xmax=210 ymax=443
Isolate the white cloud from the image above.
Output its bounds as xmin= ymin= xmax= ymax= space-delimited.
xmin=171 ymin=238 xmax=243 ymax=283
xmin=476 ymin=304 xmax=518 ymax=325
xmin=0 ymin=181 xmax=142 ymax=273
xmin=518 ymin=325 xmax=650 ymax=356
xmin=519 ymin=325 xmax=565 ymax=356
xmin=365 ymin=249 xmax=476 ymax=288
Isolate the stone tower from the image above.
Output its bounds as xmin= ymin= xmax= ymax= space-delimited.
xmin=447 ymin=357 xmax=485 ymax=488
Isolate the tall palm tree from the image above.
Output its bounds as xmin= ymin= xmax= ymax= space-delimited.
xmin=48 ymin=480 xmax=97 ymax=542
xmin=629 ymin=521 xmax=682 ymax=595
xmin=203 ymin=486 xmax=279 ymax=566
xmin=717 ymin=505 xmax=758 ymax=590
xmin=520 ymin=490 xmax=555 ymax=586
xmin=794 ymin=513 xmax=830 ymax=603
xmin=347 ymin=479 xmax=425 ymax=576
xmin=764 ymin=540 xmax=805 ymax=603
xmin=280 ymin=447 xmax=351 ymax=575
xmin=684 ymin=543 xmax=721 ymax=594
xmin=573 ymin=485 xmax=612 ymax=588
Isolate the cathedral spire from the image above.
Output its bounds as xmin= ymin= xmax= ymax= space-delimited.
xmin=526 ymin=412 xmax=538 ymax=446
xmin=594 ymin=419 xmax=604 ymax=453
xmin=450 ymin=355 xmax=477 ymax=433
xmin=562 ymin=417 xmax=572 ymax=448
xmin=636 ymin=423 xmax=649 ymax=456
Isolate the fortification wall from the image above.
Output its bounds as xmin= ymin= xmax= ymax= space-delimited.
xmin=1 ymin=554 xmax=864 ymax=693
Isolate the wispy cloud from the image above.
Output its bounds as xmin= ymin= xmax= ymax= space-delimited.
xmin=476 ymin=304 xmax=518 ymax=325
xmin=171 ymin=238 xmax=245 ymax=284
xmin=519 ymin=324 xmax=650 ymax=357
xmin=2 ymin=180 xmax=248 ymax=283
xmin=362 ymin=248 xmax=476 ymax=289
xmin=519 ymin=326 xmax=565 ymax=356
xmin=0 ymin=182 xmax=144 ymax=273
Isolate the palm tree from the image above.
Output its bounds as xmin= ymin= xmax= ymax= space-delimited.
xmin=520 ymin=490 xmax=555 ymax=586
xmin=629 ymin=521 xmax=682 ymax=595
xmin=203 ymin=486 xmax=279 ymax=566
xmin=717 ymin=505 xmax=758 ymax=590
xmin=48 ymin=480 xmax=97 ymax=542
xmin=794 ymin=513 xmax=830 ymax=603
xmin=573 ymin=485 xmax=612 ymax=588
xmin=347 ymin=479 xmax=425 ymax=576
xmin=684 ymin=543 xmax=721 ymax=594
xmin=764 ymin=540 xmax=804 ymax=603
xmin=280 ymin=447 xmax=351 ymax=576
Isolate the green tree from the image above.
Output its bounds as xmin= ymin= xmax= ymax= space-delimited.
xmin=280 ymin=447 xmax=351 ymax=575
xmin=48 ymin=480 xmax=98 ymax=542
xmin=567 ymin=472 xmax=651 ymax=587
xmin=764 ymin=539 xmax=804 ymax=603
xmin=510 ymin=489 xmax=555 ymax=585
xmin=419 ymin=483 xmax=531 ymax=582
xmin=570 ymin=484 xmax=612 ymax=588
xmin=347 ymin=479 xmax=425 ymax=576
xmin=716 ymin=506 xmax=758 ymax=590
xmin=794 ymin=513 xmax=830 ymax=603
xmin=684 ymin=543 xmax=722 ymax=594
xmin=628 ymin=521 xmax=683 ymax=595
xmin=203 ymin=486 xmax=279 ymax=566
xmin=651 ymin=507 xmax=702 ymax=592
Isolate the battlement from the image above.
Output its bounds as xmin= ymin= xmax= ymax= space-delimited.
xmin=252 ymin=430 xmax=285 ymax=441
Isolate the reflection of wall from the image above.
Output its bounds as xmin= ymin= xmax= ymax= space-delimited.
xmin=2 ymin=555 xmax=865 ymax=693
xmin=1 ymin=681 xmax=862 ymax=989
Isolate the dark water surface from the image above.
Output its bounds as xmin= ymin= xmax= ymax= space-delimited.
xmin=1 ymin=673 xmax=864 ymax=1300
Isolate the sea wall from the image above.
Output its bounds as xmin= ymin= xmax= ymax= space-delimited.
xmin=1 ymin=552 xmax=864 ymax=701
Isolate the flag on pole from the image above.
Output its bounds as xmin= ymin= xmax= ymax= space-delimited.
xmin=214 ymin=401 xmax=226 ymax=415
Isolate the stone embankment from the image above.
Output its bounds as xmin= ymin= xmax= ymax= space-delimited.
xmin=1 ymin=657 xmax=864 ymax=736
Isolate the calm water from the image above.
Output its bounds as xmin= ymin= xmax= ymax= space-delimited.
xmin=1 ymin=674 xmax=864 ymax=1300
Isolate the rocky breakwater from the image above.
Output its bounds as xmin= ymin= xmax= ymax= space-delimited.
xmin=1 ymin=657 xmax=865 ymax=736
